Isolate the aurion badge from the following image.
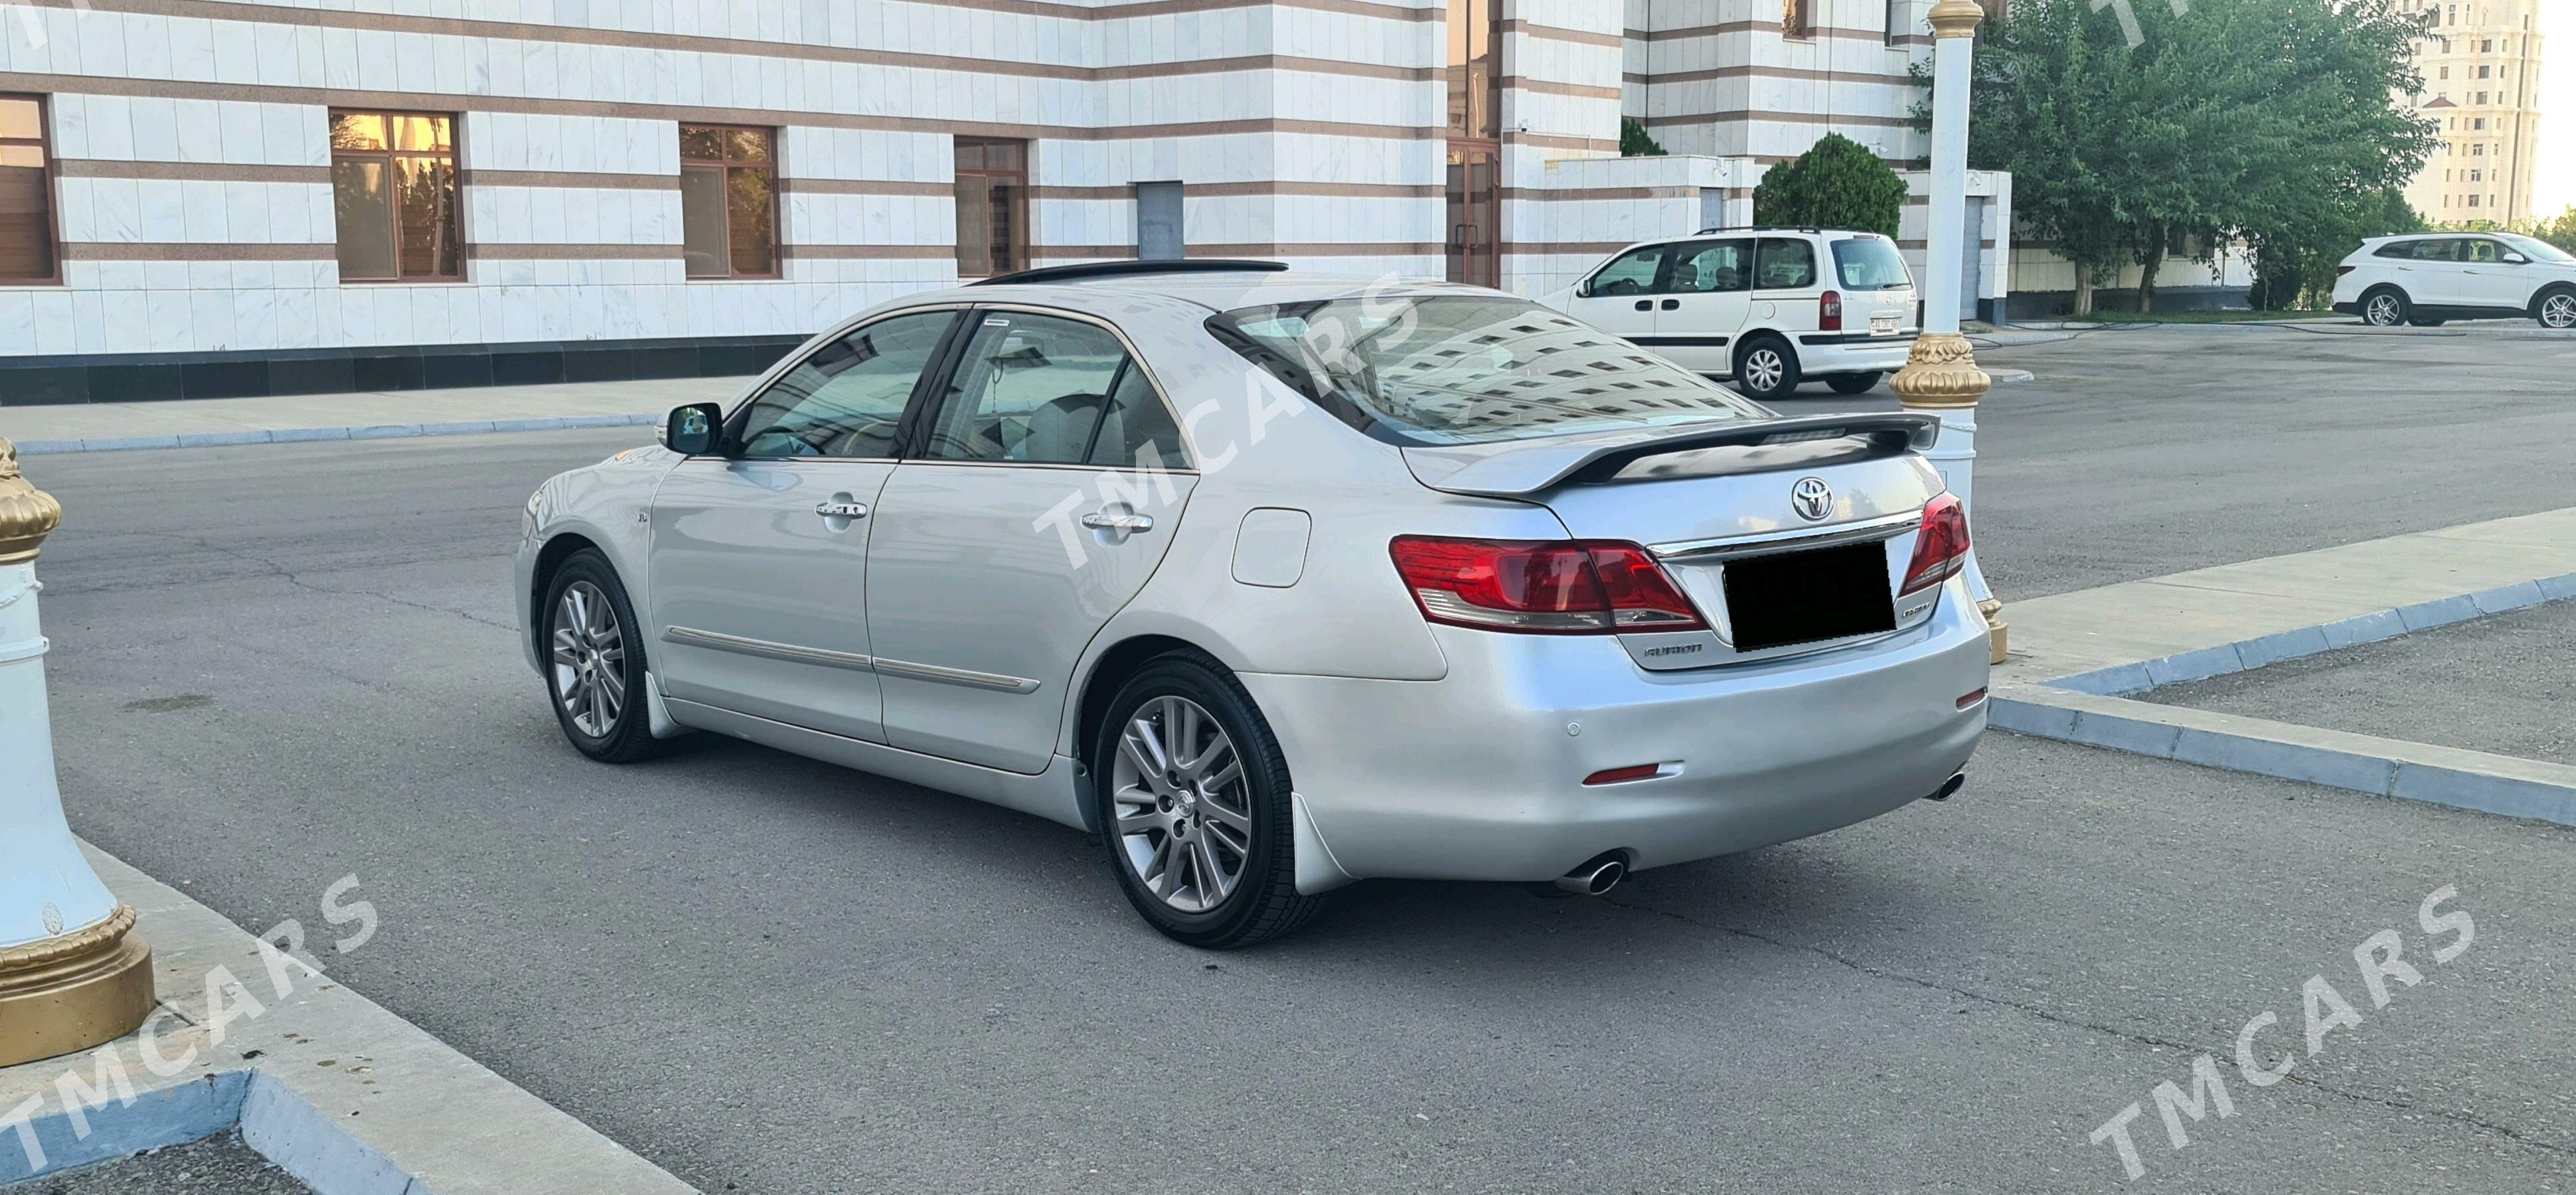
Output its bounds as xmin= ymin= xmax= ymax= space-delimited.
xmin=1790 ymin=476 xmax=1835 ymax=522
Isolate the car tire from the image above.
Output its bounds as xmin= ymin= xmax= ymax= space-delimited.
xmin=2359 ymin=287 xmax=2410 ymax=327
xmin=1733 ymin=335 xmax=1802 ymax=401
xmin=541 ymin=549 xmax=666 ymax=764
xmin=1090 ymin=651 xmax=1326 ymax=949
xmin=2536 ymin=287 xmax=2576 ymax=330
xmin=2408 ymin=315 xmax=2447 ymax=327
xmin=1826 ymin=372 xmax=1883 ymax=395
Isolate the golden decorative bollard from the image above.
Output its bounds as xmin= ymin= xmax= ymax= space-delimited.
xmin=0 ymin=437 xmax=156 ymax=1068
xmin=1892 ymin=0 xmax=2008 ymax=666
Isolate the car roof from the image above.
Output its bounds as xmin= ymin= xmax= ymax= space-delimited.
xmin=911 ymin=269 xmax=1507 ymax=314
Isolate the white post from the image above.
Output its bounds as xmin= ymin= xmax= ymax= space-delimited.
xmin=1888 ymin=0 xmax=2006 ymax=665
xmin=0 ymin=438 xmax=155 ymax=1068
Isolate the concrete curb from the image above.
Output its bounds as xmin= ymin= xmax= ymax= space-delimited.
xmin=13 ymin=413 xmax=659 ymax=455
xmin=1996 ymin=580 xmax=2576 ymax=827
xmin=1992 ymin=686 xmax=2576 ymax=827
xmin=0 ymin=842 xmax=694 ymax=1193
xmin=2047 ymin=572 xmax=2576 ymax=696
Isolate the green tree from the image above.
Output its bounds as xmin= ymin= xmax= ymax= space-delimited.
xmin=1621 ymin=118 xmax=1668 ymax=157
xmin=2529 ymin=207 xmax=2576 ymax=255
xmin=1956 ymin=0 xmax=2433 ymax=315
xmin=1751 ymin=133 xmax=1907 ymax=238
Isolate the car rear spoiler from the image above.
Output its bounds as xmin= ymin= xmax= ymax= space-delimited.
xmin=1402 ymin=412 xmax=1941 ymax=499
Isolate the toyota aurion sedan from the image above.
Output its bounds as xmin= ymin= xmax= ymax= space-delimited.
xmin=516 ymin=261 xmax=1990 ymax=947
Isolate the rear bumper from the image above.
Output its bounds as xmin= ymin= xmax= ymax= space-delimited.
xmin=1239 ymin=576 xmax=1990 ymax=884
xmin=1797 ymin=333 xmax=1917 ymax=375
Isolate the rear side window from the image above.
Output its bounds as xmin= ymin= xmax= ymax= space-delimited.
xmin=2409 ymin=240 xmax=2460 ymax=262
xmin=1754 ymin=238 xmax=1818 ymax=289
xmin=2372 ymin=242 xmax=2415 ymax=259
xmin=1830 ymin=237 xmax=1912 ymax=289
xmin=924 ymin=312 xmax=1177 ymax=466
xmin=1669 ymin=240 xmax=1750 ymax=293
xmin=1206 ymin=295 xmax=1766 ymax=447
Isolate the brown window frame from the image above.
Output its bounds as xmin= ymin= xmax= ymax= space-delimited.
xmin=952 ymin=137 xmax=1030 ymax=279
xmin=0 ymin=94 xmax=62 ymax=287
xmin=1445 ymin=0 xmax=1502 ymax=141
xmin=1784 ymin=0 xmax=1814 ymax=40
xmin=328 ymin=110 xmax=463 ymax=283
xmin=679 ymin=124 xmax=781 ymax=281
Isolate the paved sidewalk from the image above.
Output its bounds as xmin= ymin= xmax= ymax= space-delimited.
xmin=1991 ymin=506 xmax=2576 ymax=823
xmin=1 ymin=377 xmax=748 ymax=454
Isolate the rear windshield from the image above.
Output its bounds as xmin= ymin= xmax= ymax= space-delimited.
xmin=1205 ymin=295 xmax=1767 ymax=447
xmin=1831 ymin=237 xmax=1913 ymax=289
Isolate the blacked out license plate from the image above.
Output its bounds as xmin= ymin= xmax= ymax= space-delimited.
xmin=1722 ymin=543 xmax=1897 ymax=651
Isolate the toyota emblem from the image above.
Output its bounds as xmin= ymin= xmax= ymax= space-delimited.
xmin=1790 ymin=477 xmax=1835 ymax=522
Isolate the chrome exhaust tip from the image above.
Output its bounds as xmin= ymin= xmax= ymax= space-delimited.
xmin=1922 ymin=772 xmax=1967 ymax=803
xmin=1554 ymin=855 xmax=1627 ymax=896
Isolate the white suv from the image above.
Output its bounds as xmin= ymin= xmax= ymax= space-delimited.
xmin=1549 ymin=228 xmax=1921 ymax=402
xmin=2333 ymin=232 xmax=2576 ymax=329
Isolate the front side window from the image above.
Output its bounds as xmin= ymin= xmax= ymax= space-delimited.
xmin=680 ymin=126 xmax=777 ymax=279
xmin=1208 ymin=295 xmax=1767 ymax=447
xmin=0 ymin=96 xmax=54 ymax=284
xmin=1831 ymin=237 xmax=1913 ymax=289
xmin=2463 ymin=239 xmax=2504 ymax=264
xmin=2498 ymin=234 xmax=2575 ymax=264
xmin=1670 ymin=240 xmax=1751 ymax=293
xmin=953 ymin=137 xmax=1028 ymax=278
xmin=925 ymin=313 xmax=1181 ymax=467
xmin=1754 ymin=238 xmax=1819 ymax=289
xmin=1585 ymin=245 xmax=1668 ymax=296
xmin=330 ymin=112 xmax=459 ymax=281
xmin=732 ymin=311 xmax=957 ymax=459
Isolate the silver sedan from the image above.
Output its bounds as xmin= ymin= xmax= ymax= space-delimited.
xmin=515 ymin=262 xmax=1990 ymax=947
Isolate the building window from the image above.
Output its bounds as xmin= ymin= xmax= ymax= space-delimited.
xmin=679 ymin=126 xmax=778 ymax=279
xmin=1447 ymin=0 xmax=1500 ymax=139
xmin=329 ymin=112 xmax=459 ymax=281
xmin=2477 ymin=65 xmax=2490 ymax=78
xmin=953 ymin=137 xmax=1027 ymax=278
xmin=1785 ymin=0 xmax=1813 ymax=39
xmin=0 ymin=96 xmax=56 ymax=285
xmin=1886 ymin=0 xmax=1907 ymax=43
xmin=1135 ymin=181 xmax=1183 ymax=262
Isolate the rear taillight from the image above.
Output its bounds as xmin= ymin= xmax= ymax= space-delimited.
xmin=1820 ymin=289 xmax=1843 ymax=332
xmin=1899 ymin=493 xmax=1971 ymax=596
xmin=1389 ymin=536 xmax=1707 ymax=634
xmin=2336 ymin=265 xmax=2356 ymax=277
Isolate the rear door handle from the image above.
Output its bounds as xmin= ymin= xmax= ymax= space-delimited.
xmin=1081 ymin=512 xmax=1154 ymax=534
xmin=1634 ymin=299 xmax=1653 ymax=311
xmin=1660 ymin=299 xmax=1680 ymax=311
xmin=815 ymin=501 xmax=869 ymax=519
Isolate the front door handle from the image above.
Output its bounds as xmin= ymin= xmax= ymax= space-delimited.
xmin=1660 ymin=299 xmax=1680 ymax=311
xmin=1080 ymin=512 xmax=1154 ymax=534
xmin=815 ymin=501 xmax=869 ymax=519
xmin=1634 ymin=299 xmax=1653 ymax=311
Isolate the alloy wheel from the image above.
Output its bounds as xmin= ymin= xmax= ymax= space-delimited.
xmin=2543 ymin=294 xmax=2576 ymax=329
xmin=1743 ymin=349 xmax=1785 ymax=392
xmin=2365 ymin=294 xmax=2403 ymax=326
xmin=551 ymin=580 xmax=627 ymax=737
xmin=1109 ymin=695 xmax=1252 ymax=914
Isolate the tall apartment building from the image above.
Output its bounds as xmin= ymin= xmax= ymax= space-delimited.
xmin=0 ymin=0 xmax=2010 ymax=402
xmin=2399 ymin=0 xmax=2546 ymax=224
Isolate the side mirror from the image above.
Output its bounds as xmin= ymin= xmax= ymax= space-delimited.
xmin=1574 ymin=277 xmax=1595 ymax=299
xmin=662 ymin=403 xmax=721 ymax=455
xmin=2503 ymin=252 xmax=2530 ymax=265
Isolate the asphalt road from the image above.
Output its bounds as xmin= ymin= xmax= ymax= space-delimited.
xmin=19 ymin=325 xmax=2576 ymax=1192
xmin=1793 ymin=321 xmax=2576 ymax=599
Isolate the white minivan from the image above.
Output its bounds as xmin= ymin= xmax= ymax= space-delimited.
xmin=1551 ymin=228 xmax=1921 ymax=402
